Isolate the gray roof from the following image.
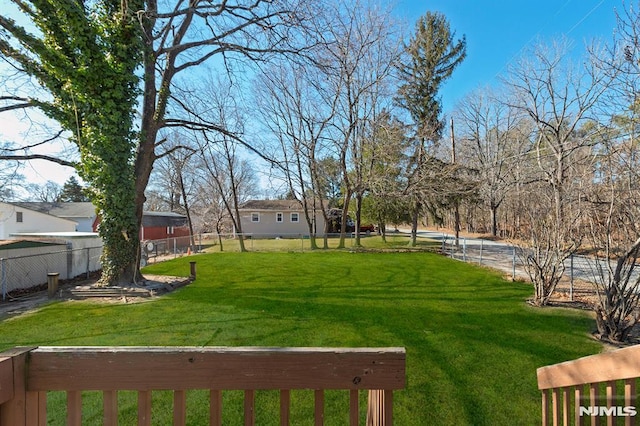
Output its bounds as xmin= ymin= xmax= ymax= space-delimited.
xmin=13 ymin=202 xmax=188 ymax=220
xmin=143 ymin=211 xmax=187 ymax=218
xmin=239 ymin=199 xmax=305 ymax=211
xmin=141 ymin=211 xmax=188 ymax=227
xmin=12 ymin=202 xmax=96 ymax=218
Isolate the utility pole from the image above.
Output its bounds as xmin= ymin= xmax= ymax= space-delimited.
xmin=451 ymin=117 xmax=460 ymax=247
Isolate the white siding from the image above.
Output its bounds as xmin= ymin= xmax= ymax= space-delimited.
xmin=239 ymin=210 xmax=325 ymax=238
xmin=0 ymin=202 xmax=77 ymax=239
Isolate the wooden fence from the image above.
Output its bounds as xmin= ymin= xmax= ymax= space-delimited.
xmin=0 ymin=346 xmax=405 ymax=425
xmin=537 ymin=344 xmax=640 ymax=425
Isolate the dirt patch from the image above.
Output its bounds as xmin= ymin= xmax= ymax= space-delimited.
xmin=0 ymin=274 xmax=191 ymax=320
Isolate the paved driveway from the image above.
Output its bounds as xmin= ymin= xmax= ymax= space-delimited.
xmin=405 ymin=228 xmax=632 ymax=290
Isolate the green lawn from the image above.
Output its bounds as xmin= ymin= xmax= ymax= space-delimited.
xmin=199 ymin=232 xmax=438 ymax=252
xmin=0 ymin=250 xmax=601 ymax=425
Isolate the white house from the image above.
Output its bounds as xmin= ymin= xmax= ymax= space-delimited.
xmin=0 ymin=202 xmax=78 ymax=240
xmin=237 ymin=199 xmax=326 ymax=238
xmin=12 ymin=202 xmax=97 ymax=232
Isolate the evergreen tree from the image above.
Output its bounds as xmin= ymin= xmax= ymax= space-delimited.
xmin=58 ymin=176 xmax=89 ymax=202
xmin=397 ymin=12 xmax=466 ymax=141
xmin=396 ymin=12 xmax=466 ymax=245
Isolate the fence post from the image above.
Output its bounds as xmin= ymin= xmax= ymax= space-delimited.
xmin=463 ymin=238 xmax=467 ymax=262
xmin=86 ymin=247 xmax=91 ymax=279
xmin=66 ymin=242 xmax=73 ymax=280
xmin=570 ymin=254 xmax=574 ymax=302
xmin=47 ymin=273 xmax=59 ymax=299
xmin=512 ymin=246 xmax=517 ymax=282
xmin=479 ymin=239 xmax=484 ymax=264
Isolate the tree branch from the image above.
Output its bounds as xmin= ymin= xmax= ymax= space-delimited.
xmin=1 ymin=129 xmax=66 ymax=151
xmin=155 ymin=143 xmax=197 ymax=160
xmin=0 ymin=153 xmax=76 ymax=167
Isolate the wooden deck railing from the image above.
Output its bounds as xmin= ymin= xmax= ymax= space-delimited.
xmin=537 ymin=344 xmax=640 ymax=425
xmin=0 ymin=346 xmax=405 ymax=425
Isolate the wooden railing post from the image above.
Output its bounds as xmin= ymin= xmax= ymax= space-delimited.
xmin=0 ymin=356 xmax=16 ymax=415
xmin=0 ymin=347 xmax=37 ymax=426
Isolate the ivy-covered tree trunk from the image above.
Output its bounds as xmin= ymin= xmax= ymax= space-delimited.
xmin=73 ymin=1 xmax=147 ymax=286
xmin=0 ymin=0 xmax=146 ymax=285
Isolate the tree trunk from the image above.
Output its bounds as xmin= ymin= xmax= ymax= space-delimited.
xmin=234 ymin=208 xmax=247 ymax=252
xmin=410 ymin=200 xmax=420 ymax=247
xmin=177 ymin=167 xmax=196 ymax=250
xmin=97 ymin=203 xmax=141 ymax=286
xmin=337 ymin=192 xmax=352 ymax=249
xmin=216 ymin=222 xmax=224 ymax=252
xmin=91 ymin=4 xmax=162 ymax=287
xmin=490 ymin=203 xmax=498 ymax=237
xmin=301 ymin=198 xmax=319 ymax=250
xmin=354 ymin=192 xmax=363 ymax=247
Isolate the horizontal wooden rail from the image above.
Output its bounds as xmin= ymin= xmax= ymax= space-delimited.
xmin=0 ymin=346 xmax=405 ymax=425
xmin=537 ymin=345 xmax=640 ymax=425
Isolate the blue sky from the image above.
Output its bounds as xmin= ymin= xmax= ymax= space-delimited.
xmin=395 ymin=0 xmax=619 ymax=113
xmin=0 ymin=0 xmax=623 ymax=188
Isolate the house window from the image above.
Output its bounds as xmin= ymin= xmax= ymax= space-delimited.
xmin=251 ymin=213 xmax=260 ymax=222
xmin=167 ymin=226 xmax=175 ymax=235
xmin=16 ymin=212 xmax=23 ymax=223
xmin=276 ymin=212 xmax=283 ymax=223
xmin=290 ymin=212 xmax=299 ymax=223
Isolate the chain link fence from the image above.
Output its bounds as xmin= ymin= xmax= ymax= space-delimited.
xmin=2 ymin=231 xmax=616 ymax=302
xmin=0 ymin=245 xmax=102 ymax=300
xmin=439 ymin=233 xmax=610 ymax=300
xmin=142 ymin=235 xmax=201 ymax=265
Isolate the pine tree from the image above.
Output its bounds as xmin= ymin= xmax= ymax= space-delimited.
xmin=396 ymin=12 xmax=466 ymax=245
xmin=397 ymin=12 xmax=466 ymax=141
xmin=58 ymin=176 xmax=89 ymax=202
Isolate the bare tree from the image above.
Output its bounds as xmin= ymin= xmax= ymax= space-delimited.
xmin=586 ymin=131 xmax=640 ymax=342
xmin=455 ymin=87 xmax=527 ymax=237
xmin=196 ymin=176 xmax=233 ymax=251
xmin=505 ymin=38 xmax=610 ymax=306
xmin=254 ymin=60 xmax=335 ymax=249
xmin=0 ymin=141 xmax=42 ymax=200
xmin=1 ymin=0 xmax=309 ymax=285
xmin=24 ymin=181 xmax=62 ymax=202
xmin=583 ymin=2 xmax=640 ymax=342
xmin=190 ymin=74 xmax=259 ymax=252
xmin=147 ymin=132 xmax=199 ymax=249
xmin=314 ymin=0 xmax=401 ymax=248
